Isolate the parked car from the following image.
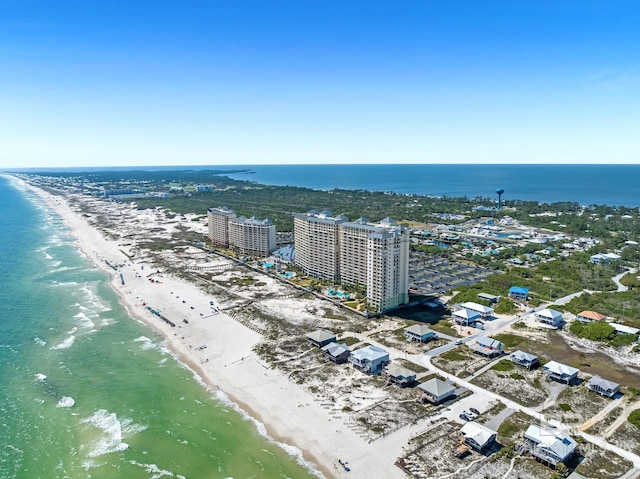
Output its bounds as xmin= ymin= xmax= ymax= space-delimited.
xmin=469 ymin=407 xmax=480 ymax=416
xmin=463 ymin=410 xmax=478 ymax=420
xmin=459 ymin=413 xmax=470 ymax=421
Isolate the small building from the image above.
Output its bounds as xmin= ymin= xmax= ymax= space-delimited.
xmin=405 ymin=324 xmax=437 ymax=343
xmin=611 ymin=323 xmax=640 ymax=335
xmin=417 ymin=378 xmax=456 ymax=404
xmin=461 ymin=422 xmax=497 ymax=452
xmin=509 ymin=286 xmax=529 ymax=301
xmin=470 ymin=336 xmax=504 ymax=358
xmin=590 ymin=252 xmax=621 ymax=264
xmin=543 ymin=360 xmax=579 ymax=384
xmin=477 ymin=293 xmax=501 ymax=304
xmin=511 ymin=350 xmax=539 ymax=369
xmin=383 ymin=364 xmax=417 ymax=387
xmin=349 ymin=345 xmax=390 ymax=374
xmin=452 ymin=308 xmax=481 ymax=326
xmin=305 ymin=329 xmax=336 ymax=348
xmin=576 ymin=310 xmax=607 ymax=323
xmin=523 ymin=424 xmax=577 ymax=467
xmin=321 ymin=342 xmax=351 ymax=364
xmin=458 ymin=302 xmax=494 ymax=319
xmin=535 ymin=309 xmax=564 ymax=328
xmin=587 ymin=376 xmax=620 ymax=398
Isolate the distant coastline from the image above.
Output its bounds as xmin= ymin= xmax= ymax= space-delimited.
xmin=4 ymin=164 xmax=640 ymax=207
xmin=220 ymin=164 xmax=640 ymax=208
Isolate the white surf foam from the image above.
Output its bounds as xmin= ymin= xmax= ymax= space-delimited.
xmin=81 ymin=409 xmax=130 ymax=458
xmin=50 ymin=335 xmax=75 ymax=350
xmin=129 ymin=460 xmax=184 ymax=479
xmin=133 ymin=336 xmax=157 ymax=351
xmin=73 ymin=312 xmax=95 ymax=329
xmin=214 ymin=391 xmax=325 ymax=478
xmin=34 ymin=373 xmax=47 ymax=381
xmin=57 ymin=396 xmax=75 ymax=408
xmin=34 ymin=337 xmax=46 ymax=346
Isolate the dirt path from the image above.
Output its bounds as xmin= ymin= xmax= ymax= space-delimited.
xmin=604 ymin=399 xmax=640 ymax=438
xmin=578 ymin=396 xmax=624 ymax=432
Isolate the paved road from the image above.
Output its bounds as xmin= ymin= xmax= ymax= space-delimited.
xmin=612 ymin=268 xmax=636 ymax=292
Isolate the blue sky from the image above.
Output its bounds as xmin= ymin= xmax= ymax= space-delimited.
xmin=1 ymin=0 xmax=639 ymax=167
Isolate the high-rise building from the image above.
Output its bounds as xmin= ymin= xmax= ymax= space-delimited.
xmin=208 ymin=207 xmax=276 ymax=257
xmin=294 ymin=210 xmax=409 ymax=313
xmin=293 ymin=210 xmax=347 ymax=280
xmin=229 ymin=216 xmax=276 ymax=257
xmin=207 ymin=207 xmax=236 ymax=247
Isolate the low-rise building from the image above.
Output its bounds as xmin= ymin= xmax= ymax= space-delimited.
xmin=543 ymin=360 xmax=579 ymax=384
xmin=306 ymin=329 xmax=336 ymax=348
xmin=535 ymin=308 xmax=564 ymax=328
xmin=461 ymin=422 xmax=497 ymax=452
xmin=470 ymin=336 xmax=504 ymax=357
xmin=452 ymin=308 xmax=481 ymax=326
xmin=576 ymin=310 xmax=607 ymax=322
xmin=321 ymin=342 xmax=351 ymax=364
xmin=417 ymin=378 xmax=456 ymax=404
xmin=349 ymin=345 xmax=390 ymax=374
xmin=523 ymin=425 xmax=577 ymax=467
xmin=458 ymin=302 xmax=494 ymax=319
xmin=611 ymin=323 xmax=640 ymax=335
xmin=587 ymin=376 xmax=620 ymax=398
xmin=477 ymin=293 xmax=500 ymax=304
xmin=509 ymin=286 xmax=529 ymax=301
xmin=511 ymin=350 xmax=539 ymax=369
xmin=382 ymin=364 xmax=417 ymax=387
xmin=590 ymin=252 xmax=622 ymax=264
xmin=404 ymin=324 xmax=437 ymax=343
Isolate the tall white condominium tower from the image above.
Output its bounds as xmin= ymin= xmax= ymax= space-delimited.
xmin=207 ymin=206 xmax=236 ymax=247
xmin=208 ymin=207 xmax=276 ymax=257
xmin=293 ymin=209 xmax=347 ymax=280
xmin=294 ymin=210 xmax=409 ymax=313
xmin=229 ymin=215 xmax=276 ymax=257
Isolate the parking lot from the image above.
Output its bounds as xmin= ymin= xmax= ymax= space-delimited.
xmin=409 ymin=251 xmax=496 ymax=295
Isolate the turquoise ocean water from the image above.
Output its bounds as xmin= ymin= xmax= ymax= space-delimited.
xmin=0 ymin=176 xmax=319 ymax=478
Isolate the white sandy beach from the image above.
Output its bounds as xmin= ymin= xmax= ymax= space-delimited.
xmin=17 ymin=178 xmax=408 ymax=479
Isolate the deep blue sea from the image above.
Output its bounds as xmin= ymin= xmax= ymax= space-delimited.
xmin=221 ymin=164 xmax=640 ymax=207
xmin=9 ymin=164 xmax=640 ymax=207
xmin=0 ymin=175 xmax=318 ymax=478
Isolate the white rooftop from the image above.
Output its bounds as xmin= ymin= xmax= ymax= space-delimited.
xmin=461 ymin=422 xmax=496 ymax=448
xmin=543 ymin=360 xmax=579 ymax=377
xmin=459 ymin=302 xmax=494 ymax=314
xmin=351 ymin=345 xmax=389 ymax=362
xmin=611 ymin=323 xmax=640 ymax=335
xmin=536 ymin=308 xmax=563 ymax=319
xmin=453 ymin=308 xmax=481 ymax=320
xmin=524 ymin=425 xmax=577 ymax=462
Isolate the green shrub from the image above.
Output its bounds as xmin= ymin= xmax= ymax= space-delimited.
xmin=558 ymin=403 xmax=572 ymax=412
xmin=628 ymin=409 xmax=640 ymax=428
xmin=492 ymin=360 xmax=515 ymax=372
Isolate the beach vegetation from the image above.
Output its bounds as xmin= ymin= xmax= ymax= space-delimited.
xmin=491 ymin=360 xmax=515 ymax=372
xmin=491 ymin=333 xmax=524 ymax=349
xmin=628 ymin=409 xmax=640 ymax=429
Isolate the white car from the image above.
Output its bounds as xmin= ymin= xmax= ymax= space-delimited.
xmin=463 ymin=410 xmax=478 ymax=420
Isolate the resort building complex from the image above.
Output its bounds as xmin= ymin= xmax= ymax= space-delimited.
xmin=207 ymin=207 xmax=276 ymax=257
xmin=293 ymin=210 xmax=410 ymax=313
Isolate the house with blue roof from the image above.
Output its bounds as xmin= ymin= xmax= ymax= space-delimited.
xmin=471 ymin=336 xmax=504 ymax=357
xmin=509 ymin=286 xmax=529 ymax=301
xmin=349 ymin=345 xmax=390 ymax=374
xmin=524 ymin=425 xmax=577 ymax=467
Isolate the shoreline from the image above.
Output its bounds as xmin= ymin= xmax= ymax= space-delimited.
xmin=11 ymin=176 xmax=406 ymax=479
